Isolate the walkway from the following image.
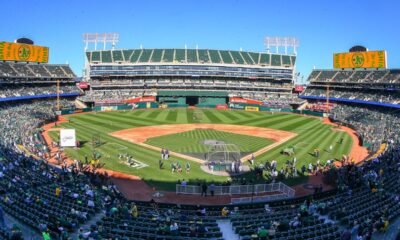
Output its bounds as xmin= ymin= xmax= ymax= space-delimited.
xmin=217 ymin=219 xmax=239 ymax=240
xmin=69 ymin=211 xmax=106 ymax=239
xmin=4 ymin=212 xmax=41 ymax=239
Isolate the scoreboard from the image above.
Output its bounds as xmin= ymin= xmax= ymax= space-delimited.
xmin=0 ymin=41 xmax=49 ymax=63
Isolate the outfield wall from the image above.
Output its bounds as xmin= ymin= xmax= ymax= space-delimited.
xmin=59 ymin=103 xmax=324 ymax=117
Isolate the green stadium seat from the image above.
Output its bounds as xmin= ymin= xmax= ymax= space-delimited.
xmin=241 ymin=52 xmax=255 ymax=65
xmin=122 ymin=50 xmax=134 ymax=62
xmin=229 ymin=51 xmax=245 ymax=64
xmin=208 ymin=50 xmax=222 ymax=63
xmin=219 ymin=50 xmax=233 ymax=64
xmin=271 ymin=54 xmax=282 ymax=66
xmin=186 ymin=49 xmax=198 ymax=63
xmin=259 ymin=53 xmax=270 ymax=65
xmin=175 ymin=49 xmax=186 ymax=62
xmin=91 ymin=51 xmax=101 ymax=62
xmin=101 ymin=51 xmax=112 ymax=63
xmin=130 ymin=49 xmax=142 ymax=63
xmin=249 ymin=52 xmax=260 ymax=64
xmin=112 ymin=50 xmax=124 ymax=62
xmin=290 ymin=56 xmax=296 ymax=66
xmin=163 ymin=49 xmax=174 ymax=62
xmin=198 ymin=49 xmax=210 ymax=63
xmin=138 ymin=49 xmax=153 ymax=63
xmin=151 ymin=49 xmax=163 ymax=62
xmin=282 ymin=55 xmax=291 ymax=66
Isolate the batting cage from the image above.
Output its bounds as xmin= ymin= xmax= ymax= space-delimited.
xmin=205 ymin=141 xmax=241 ymax=172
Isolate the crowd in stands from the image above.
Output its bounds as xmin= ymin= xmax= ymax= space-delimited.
xmin=308 ymin=69 xmax=400 ymax=83
xmin=302 ymin=87 xmax=400 ymax=105
xmin=78 ymin=90 xmax=141 ymax=102
xmin=1 ymin=75 xmax=400 ymax=239
xmin=331 ymin=104 xmax=400 ymax=151
xmin=89 ymin=79 xmax=293 ymax=89
xmin=80 ymin=88 xmax=303 ymax=109
xmin=0 ymin=62 xmax=75 ymax=79
xmin=0 ymin=84 xmax=80 ymax=99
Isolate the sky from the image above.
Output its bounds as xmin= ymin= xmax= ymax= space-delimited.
xmin=1 ymin=0 xmax=399 ymax=83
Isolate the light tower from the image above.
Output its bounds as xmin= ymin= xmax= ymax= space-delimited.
xmin=264 ymin=36 xmax=299 ymax=55
xmin=82 ymin=33 xmax=119 ymax=80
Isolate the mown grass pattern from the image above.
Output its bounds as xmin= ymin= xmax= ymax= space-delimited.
xmin=52 ymin=109 xmax=353 ymax=190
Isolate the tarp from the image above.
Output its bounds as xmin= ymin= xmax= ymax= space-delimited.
xmin=124 ymin=96 xmax=156 ymax=103
xmin=229 ymin=97 xmax=263 ymax=105
xmin=0 ymin=92 xmax=80 ymax=102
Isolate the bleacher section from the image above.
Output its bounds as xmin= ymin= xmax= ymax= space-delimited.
xmin=151 ymin=49 xmax=163 ymax=62
xmin=301 ymin=69 xmax=400 ymax=107
xmin=130 ymin=50 xmax=142 ymax=63
xmin=112 ymin=50 xmax=124 ymax=62
xmin=163 ymin=49 xmax=174 ymax=62
xmin=139 ymin=49 xmax=153 ymax=63
xmin=307 ymin=69 xmax=400 ymax=83
xmin=260 ymin=53 xmax=270 ymax=65
xmin=187 ymin=49 xmax=198 ymax=63
xmin=198 ymin=49 xmax=210 ymax=63
xmin=175 ymin=49 xmax=186 ymax=62
xmin=0 ymin=84 xmax=80 ymax=99
xmin=0 ymin=62 xmax=76 ymax=80
xmin=86 ymin=48 xmax=296 ymax=67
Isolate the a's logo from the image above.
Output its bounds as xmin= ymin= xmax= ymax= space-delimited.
xmin=352 ymin=52 xmax=365 ymax=67
xmin=18 ymin=45 xmax=31 ymax=60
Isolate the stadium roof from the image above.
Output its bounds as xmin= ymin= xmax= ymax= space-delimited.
xmin=85 ymin=48 xmax=296 ymax=68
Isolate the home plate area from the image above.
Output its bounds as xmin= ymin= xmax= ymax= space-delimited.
xmin=120 ymin=157 xmax=148 ymax=169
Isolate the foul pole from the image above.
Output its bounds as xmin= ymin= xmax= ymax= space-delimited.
xmin=326 ymin=85 xmax=330 ymax=113
xmin=57 ymin=79 xmax=60 ymax=111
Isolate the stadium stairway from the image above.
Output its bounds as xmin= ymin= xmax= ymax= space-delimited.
xmin=69 ymin=211 xmax=106 ymax=239
xmin=371 ymin=216 xmax=400 ymax=239
xmin=217 ymin=219 xmax=240 ymax=240
xmin=75 ymin=99 xmax=88 ymax=108
xmin=4 ymin=212 xmax=41 ymax=239
xmin=297 ymin=101 xmax=309 ymax=110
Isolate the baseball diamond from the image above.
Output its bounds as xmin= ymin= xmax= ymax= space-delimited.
xmin=2 ymin=4 xmax=400 ymax=239
xmin=46 ymin=108 xmax=356 ymax=191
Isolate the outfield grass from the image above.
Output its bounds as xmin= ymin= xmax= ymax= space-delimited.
xmin=50 ymin=109 xmax=353 ymax=190
xmin=145 ymin=129 xmax=274 ymax=154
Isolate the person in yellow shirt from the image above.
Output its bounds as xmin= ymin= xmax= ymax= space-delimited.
xmin=55 ymin=187 xmax=61 ymax=197
xmin=131 ymin=203 xmax=138 ymax=218
xmin=221 ymin=207 xmax=229 ymax=217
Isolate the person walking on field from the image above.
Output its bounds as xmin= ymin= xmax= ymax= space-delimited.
xmin=185 ymin=162 xmax=190 ymax=173
xmin=250 ymin=154 xmax=255 ymax=165
xmin=165 ymin=148 xmax=169 ymax=160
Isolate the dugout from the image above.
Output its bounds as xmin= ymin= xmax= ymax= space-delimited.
xmin=157 ymin=90 xmax=228 ymax=107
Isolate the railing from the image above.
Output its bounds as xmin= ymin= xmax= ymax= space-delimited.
xmin=231 ymin=193 xmax=288 ymax=204
xmin=176 ymin=182 xmax=295 ymax=198
xmin=230 ymin=182 xmax=295 ymax=204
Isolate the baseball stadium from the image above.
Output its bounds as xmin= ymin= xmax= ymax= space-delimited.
xmin=1 ymin=2 xmax=400 ymax=240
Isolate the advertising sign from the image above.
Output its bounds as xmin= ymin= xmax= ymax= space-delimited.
xmin=333 ymin=50 xmax=386 ymax=69
xmin=0 ymin=41 xmax=49 ymax=63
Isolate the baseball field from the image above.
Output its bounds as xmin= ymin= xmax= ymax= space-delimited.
xmin=48 ymin=108 xmax=353 ymax=190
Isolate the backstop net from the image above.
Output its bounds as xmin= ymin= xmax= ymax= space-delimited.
xmin=206 ymin=142 xmax=240 ymax=163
